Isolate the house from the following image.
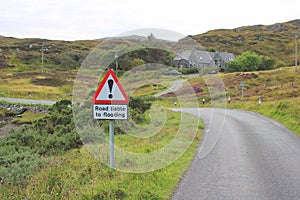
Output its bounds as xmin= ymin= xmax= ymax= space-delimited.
xmin=173 ymin=50 xmax=235 ymax=70
xmin=212 ymin=52 xmax=235 ymax=69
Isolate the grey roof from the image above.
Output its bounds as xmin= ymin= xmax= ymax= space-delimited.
xmin=208 ymin=52 xmax=215 ymax=57
xmin=191 ymin=51 xmax=212 ymax=65
xmin=175 ymin=51 xmax=213 ymax=66
xmin=174 ymin=50 xmax=235 ymax=66
xmin=219 ymin=52 xmax=235 ymax=62
xmin=173 ymin=52 xmax=191 ymax=60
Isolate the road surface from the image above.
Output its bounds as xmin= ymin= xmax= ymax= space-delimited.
xmin=171 ymin=108 xmax=300 ymax=200
xmin=0 ymin=97 xmax=56 ymax=105
xmin=155 ymin=79 xmax=186 ymax=97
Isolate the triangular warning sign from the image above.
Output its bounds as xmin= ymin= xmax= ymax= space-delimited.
xmin=93 ymin=70 xmax=129 ymax=104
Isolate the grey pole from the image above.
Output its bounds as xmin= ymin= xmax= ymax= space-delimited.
xmin=41 ymin=44 xmax=44 ymax=75
xmin=110 ymin=119 xmax=114 ymax=169
xmin=242 ymin=87 xmax=244 ymax=98
xmin=295 ymin=33 xmax=298 ymax=72
xmin=116 ymin=59 xmax=118 ymax=76
xmin=114 ymin=50 xmax=120 ymax=76
xmin=40 ymin=44 xmax=48 ymax=75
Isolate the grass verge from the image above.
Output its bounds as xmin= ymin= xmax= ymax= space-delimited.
xmin=11 ymin=112 xmax=47 ymax=124
xmin=227 ymin=99 xmax=300 ymax=137
xmin=1 ymin=110 xmax=203 ymax=199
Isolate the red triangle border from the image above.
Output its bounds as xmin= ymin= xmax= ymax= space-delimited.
xmin=92 ymin=69 xmax=129 ymax=104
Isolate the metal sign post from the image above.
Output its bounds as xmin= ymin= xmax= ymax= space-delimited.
xmin=109 ymin=120 xmax=114 ymax=168
xmin=239 ymin=81 xmax=244 ymax=98
xmin=295 ymin=33 xmax=298 ymax=72
xmin=242 ymin=87 xmax=244 ymax=98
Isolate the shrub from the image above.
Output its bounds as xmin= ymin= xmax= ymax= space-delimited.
xmin=128 ymin=96 xmax=153 ymax=124
xmin=179 ymin=67 xmax=199 ymax=75
xmin=0 ymin=100 xmax=81 ymax=184
xmin=226 ymin=51 xmax=262 ymax=72
xmin=276 ymin=61 xmax=286 ymax=68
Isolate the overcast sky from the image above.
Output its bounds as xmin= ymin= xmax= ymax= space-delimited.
xmin=0 ymin=0 xmax=299 ymax=41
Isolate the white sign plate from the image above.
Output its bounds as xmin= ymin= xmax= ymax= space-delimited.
xmin=93 ymin=104 xmax=128 ymax=120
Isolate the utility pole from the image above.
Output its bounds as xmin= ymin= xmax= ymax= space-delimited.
xmin=40 ymin=44 xmax=48 ymax=75
xmin=295 ymin=33 xmax=298 ymax=72
xmin=113 ymin=50 xmax=120 ymax=76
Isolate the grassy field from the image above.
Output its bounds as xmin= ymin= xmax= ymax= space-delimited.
xmin=0 ymin=61 xmax=299 ymax=198
xmin=0 ymin=107 xmax=16 ymax=117
xmin=184 ymin=67 xmax=300 ymax=136
xmin=11 ymin=111 xmax=47 ymax=124
xmin=0 ymin=110 xmax=203 ymax=199
xmin=223 ymin=67 xmax=300 ymax=136
xmin=0 ymin=71 xmax=75 ymax=100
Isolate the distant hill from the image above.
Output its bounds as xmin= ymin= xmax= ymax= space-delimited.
xmin=98 ymin=35 xmax=147 ymax=41
xmin=0 ymin=19 xmax=299 ymax=72
xmin=192 ymin=19 xmax=300 ymax=66
xmin=0 ymin=36 xmax=100 ymax=71
xmin=0 ymin=35 xmax=174 ymax=72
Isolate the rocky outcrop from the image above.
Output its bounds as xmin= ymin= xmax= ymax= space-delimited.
xmin=0 ymin=104 xmax=49 ymax=114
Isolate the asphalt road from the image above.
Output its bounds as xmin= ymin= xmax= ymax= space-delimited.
xmin=154 ymin=79 xmax=186 ymax=97
xmin=171 ymin=108 xmax=300 ymax=200
xmin=0 ymin=97 xmax=56 ymax=105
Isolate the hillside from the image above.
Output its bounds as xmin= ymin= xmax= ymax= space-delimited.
xmin=164 ymin=67 xmax=299 ymax=135
xmin=0 ymin=19 xmax=299 ymax=73
xmin=192 ymin=19 xmax=300 ymax=66
xmin=0 ymin=37 xmax=100 ymax=72
xmin=0 ymin=19 xmax=299 ymax=101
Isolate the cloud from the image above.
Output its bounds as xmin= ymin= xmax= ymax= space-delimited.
xmin=0 ymin=0 xmax=298 ymax=40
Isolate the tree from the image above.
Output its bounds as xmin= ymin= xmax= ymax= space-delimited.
xmin=208 ymin=48 xmax=216 ymax=52
xmin=226 ymin=60 xmax=243 ymax=72
xmin=259 ymin=55 xmax=275 ymax=70
xmin=130 ymin=58 xmax=145 ymax=68
xmin=226 ymin=51 xmax=262 ymax=72
xmin=238 ymin=51 xmax=262 ymax=71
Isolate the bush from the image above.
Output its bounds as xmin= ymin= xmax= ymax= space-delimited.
xmin=128 ymin=96 xmax=153 ymax=124
xmin=226 ymin=51 xmax=262 ymax=72
xmin=226 ymin=60 xmax=243 ymax=72
xmin=259 ymin=55 xmax=275 ymax=70
xmin=0 ymin=97 xmax=154 ymax=184
xmin=0 ymin=100 xmax=82 ymax=184
xmin=179 ymin=67 xmax=199 ymax=74
xmin=276 ymin=61 xmax=286 ymax=68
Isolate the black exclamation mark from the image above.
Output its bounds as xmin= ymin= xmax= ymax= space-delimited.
xmin=108 ymin=79 xmax=114 ymax=99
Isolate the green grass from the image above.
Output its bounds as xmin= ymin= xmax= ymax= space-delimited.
xmin=0 ymin=107 xmax=16 ymax=117
xmin=227 ymin=99 xmax=300 ymax=137
xmin=132 ymin=84 xmax=166 ymax=97
xmin=11 ymin=112 xmax=47 ymax=124
xmin=1 ymin=110 xmax=203 ymax=199
xmin=221 ymin=68 xmax=300 ymax=136
xmin=0 ymin=72 xmax=75 ymax=100
xmin=184 ymin=67 xmax=300 ymax=136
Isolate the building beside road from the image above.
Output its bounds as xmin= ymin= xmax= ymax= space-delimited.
xmin=173 ymin=50 xmax=235 ymax=71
